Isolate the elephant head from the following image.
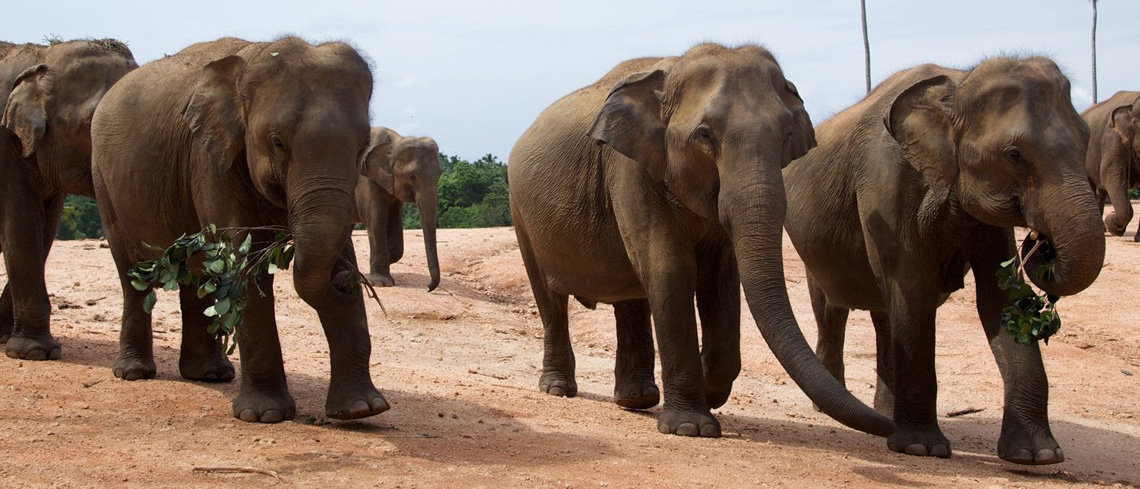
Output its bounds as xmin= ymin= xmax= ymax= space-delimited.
xmin=1108 ymin=96 xmax=1140 ymax=183
xmin=360 ymin=127 xmax=442 ymax=290
xmin=182 ymin=38 xmax=373 ymax=309
xmin=885 ymin=57 xmax=1104 ymax=296
xmin=590 ymin=44 xmax=894 ymax=436
xmin=1 ymin=40 xmax=137 ymax=195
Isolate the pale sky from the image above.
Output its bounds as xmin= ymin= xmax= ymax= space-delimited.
xmin=10 ymin=1 xmax=1138 ymax=160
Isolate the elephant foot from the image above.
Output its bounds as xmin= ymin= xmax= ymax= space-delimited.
xmin=0 ymin=323 xmax=12 ymax=344
xmin=997 ymin=417 xmax=1064 ymax=465
xmin=113 ymin=354 xmax=156 ymax=380
xmin=179 ymin=353 xmax=235 ymax=383
xmin=887 ymin=427 xmax=951 ymax=458
xmin=5 ymin=335 xmax=61 ymax=361
xmin=1105 ymin=214 xmax=1126 ymax=236
xmin=325 ymin=383 xmax=390 ymax=420
xmin=233 ymin=389 xmax=297 ymax=423
xmin=657 ymin=407 xmax=721 ymax=437
xmin=539 ymin=370 xmax=577 ymax=397
xmin=613 ymin=378 xmax=659 ymax=410
xmin=366 ymin=273 xmax=396 ymax=287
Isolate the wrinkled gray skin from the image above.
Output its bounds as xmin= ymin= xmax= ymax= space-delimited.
xmin=510 ymin=43 xmax=895 ymax=438
xmin=785 ymin=57 xmax=1104 ymax=464
xmin=0 ymin=40 xmax=137 ymax=360
xmin=354 ymin=127 xmax=441 ymax=290
xmin=1083 ymin=90 xmax=1140 ymax=239
xmin=91 ymin=37 xmax=388 ymax=423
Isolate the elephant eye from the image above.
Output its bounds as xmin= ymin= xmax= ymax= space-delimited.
xmin=1006 ymin=147 xmax=1025 ymax=163
xmin=695 ymin=125 xmax=714 ymax=143
xmin=270 ymin=134 xmax=286 ymax=149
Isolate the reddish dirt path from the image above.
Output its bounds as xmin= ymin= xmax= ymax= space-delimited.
xmin=0 ymin=205 xmax=1137 ymax=487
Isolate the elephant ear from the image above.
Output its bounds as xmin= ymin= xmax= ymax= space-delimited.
xmin=781 ymin=79 xmax=817 ymax=164
xmin=1107 ymin=101 xmax=1137 ymax=144
xmin=1 ymin=64 xmax=51 ymax=158
xmin=588 ymin=69 xmax=668 ymax=180
xmin=885 ymin=74 xmax=958 ymax=229
xmin=361 ymin=129 xmax=396 ymax=195
xmin=182 ymin=55 xmax=246 ymax=175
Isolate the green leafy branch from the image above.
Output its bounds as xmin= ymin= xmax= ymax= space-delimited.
xmin=127 ymin=225 xmax=382 ymax=355
xmin=996 ymin=235 xmax=1060 ymax=345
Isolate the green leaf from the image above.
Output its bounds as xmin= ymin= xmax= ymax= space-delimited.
xmin=267 ymin=263 xmax=278 ymax=274
xmin=204 ymin=305 xmax=218 ymax=317
xmin=999 ymin=257 xmax=1018 ymax=268
xmin=142 ymin=290 xmax=157 ymax=314
xmin=239 ymin=233 xmax=252 ymax=254
xmin=130 ymin=279 xmax=150 ymax=291
xmin=214 ymin=298 xmax=231 ymax=316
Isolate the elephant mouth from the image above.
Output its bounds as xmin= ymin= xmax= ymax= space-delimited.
xmin=1020 ymin=230 xmax=1056 ymax=283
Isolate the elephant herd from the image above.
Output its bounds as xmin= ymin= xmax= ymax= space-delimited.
xmin=0 ymin=36 xmax=1134 ymax=467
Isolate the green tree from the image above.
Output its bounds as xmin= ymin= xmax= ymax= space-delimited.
xmin=57 ymin=195 xmax=104 ymax=240
xmin=407 ymin=152 xmax=511 ymax=229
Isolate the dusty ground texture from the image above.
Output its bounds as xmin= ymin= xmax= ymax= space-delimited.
xmin=0 ymin=204 xmax=1138 ymax=488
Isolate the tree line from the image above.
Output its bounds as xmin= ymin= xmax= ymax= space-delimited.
xmin=57 ymin=152 xmax=512 ymax=240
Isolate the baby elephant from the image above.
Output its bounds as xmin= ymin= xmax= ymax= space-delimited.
xmin=1083 ymin=91 xmax=1140 ymax=239
xmin=784 ymin=57 xmax=1104 ymax=464
xmin=355 ymin=127 xmax=441 ymax=290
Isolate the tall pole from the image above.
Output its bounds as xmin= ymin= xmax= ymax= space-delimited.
xmin=1091 ymin=0 xmax=1098 ymax=103
xmin=861 ymin=0 xmax=871 ymax=94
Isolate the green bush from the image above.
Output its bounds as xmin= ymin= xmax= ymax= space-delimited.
xmin=1129 ymin=188 xmax=1140 ymax=200
xmin=57 ymin=195 xmax=103 ymax=240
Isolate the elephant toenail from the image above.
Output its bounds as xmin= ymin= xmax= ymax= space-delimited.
xmin=930 ymin=445 xmax=951 ymax=458
xmin=675 ymin=423 xmax=699 ymax=437
xmin=261 ymin=409 xmax=283 ymax=423
xmin=238 ymin=409 xmax=258 ymax=422
xmin=904 ymin=443 xmax=928 ymax=456
xmin=700 ymin=424 xmax=720 ymax=437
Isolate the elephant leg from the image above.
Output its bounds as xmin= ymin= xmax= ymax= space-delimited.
xmin=1102 ymin=166 xmax=1133 ymax=236
xmin=517 ymin=228 xmax=576 ymax=397
xmin=0 ymin=283 xmax=13 ymax=343
xmin=107 ymin=239 xmax=157 ymax=380
xmin=612 ymin=298 xmax=658 ymax=409
xmin=365 ymin=201 xmax=395 ymax=287
xmin=882 ymin=285 xmax=949 ymax=458
xmin=231 ymin=275 xmax=295 ymax=423
xmin=870 ymin=311 xmax=895 ymax=416
xmin=808 ymin=274 xmax=849 ymax=411
xmin=1 ymin=194 xmax=62 ymax=361
xmin=176 ymin=285 xmax=234 ymax=382
xmin=648 ymin=274 xmax=719 ymax=437
xmin=695 ymin=247 xmax=740 ymax=409
xmin=968 ymin=231 xmax=1063 ymax=465
xmin=317 ymin=244 xmax=388 ymax=420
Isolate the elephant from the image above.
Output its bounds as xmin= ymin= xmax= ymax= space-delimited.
xmin=509 ymin=43 xmax=895 ymax=438
xmin=90 ymin=37 xmax=389 ymax=423
xmin=1082 ymin=90 xmax=1140 ymax=239
xmin=354 ymin=127 xmax=441 ymax=289
xmin=783 ymin=57 xmax=1105 ymax=464
xmin=0 ymin=39 xmax=137 ymax=360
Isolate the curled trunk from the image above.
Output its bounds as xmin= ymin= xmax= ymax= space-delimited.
xmin=1023 ymin=178 xmax=1106 ymax=296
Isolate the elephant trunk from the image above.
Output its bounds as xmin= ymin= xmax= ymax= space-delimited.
xmin=289 ymin=176 xmax=359 ymax=309
xmin=720 ymin=162 xmax=896 ymax=437
xmin=1023 ymin=175 xmax=1106 ymax=296
xmin=416 ymin=191 xmax=440 ymax=291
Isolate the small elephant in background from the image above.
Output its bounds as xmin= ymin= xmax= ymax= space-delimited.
xmin=784 ymin=57 xmax=1104 ymax=464
xmin=1083 ymin=91 xmax=1140 ymax=239
xmin=0 ymin=39 xmax=137 ymax=360
xmin=355 ymin=127 xmax=441 ymax=290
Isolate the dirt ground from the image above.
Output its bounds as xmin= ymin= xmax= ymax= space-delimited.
xmin=0 ymin=204 xmax=1137 ymax=488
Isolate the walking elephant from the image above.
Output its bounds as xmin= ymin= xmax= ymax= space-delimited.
xmin=91 ymin=37 xmax=388 ymax=423
xmin=1083 ymin=90 xmax=1140 ymax=239
xmin=355 ymin=127 xmax=440 ymax=289
xmin=784 ymin=57 xmax=1104 ymax=464
xmin=0 ymin=39 xmax=137 ymax=360
xmin=509 ymin=43 xmax=894 ymax=438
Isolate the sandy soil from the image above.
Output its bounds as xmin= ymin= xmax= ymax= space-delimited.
xmin=0 ymin=204 xmax=1138 ymax=488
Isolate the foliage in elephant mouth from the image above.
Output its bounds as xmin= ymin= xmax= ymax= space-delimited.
xmin=997 ymin=235 xmax=1060 ymax=345
xmin=127 ymin=225 xmax=381 ymax=354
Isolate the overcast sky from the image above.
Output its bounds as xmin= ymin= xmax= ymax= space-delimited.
xmin=10 ymin=1 xmax=1138 ymax=160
